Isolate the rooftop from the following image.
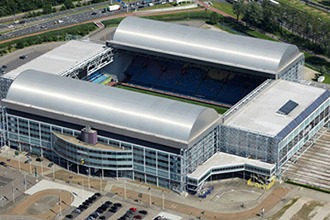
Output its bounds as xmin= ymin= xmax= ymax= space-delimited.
xmin=3 ymin=70 xmax=220 ymax=147
xmin=109 ymin=17 xmax=302 ymax=75
xmin=188 ymin=152 xmax=275 ymax=179
xmin=53 ymin=132 xmax=123 ymax=151
xmin=224 ymin=80 xmax=328 ymax=137
xmin=3 ymin=40 xmax=105 ymax=80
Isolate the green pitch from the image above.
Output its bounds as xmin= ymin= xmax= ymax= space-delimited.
xmin=116 ymin=85 xmax=229 ymax=114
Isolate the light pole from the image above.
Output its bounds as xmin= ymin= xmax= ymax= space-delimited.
xmin=18 ymin=144 xmax=21 ymax=171
xmin=148 ymin=187 xmax=151 ymax=206
xmin=100 ymin=173 xmax=102 ymax=193
xmin=124 ymin=180 xmax=127 ymax=200
xmin=87 ymin=155 xmax=90 ymax=189
xmin=52 ymin=162 xmax=55 ymax=180
xmin=162 ymin=190 xmax=164 ymax=210
xmin=24 ymin=174 xmax=27 ymax=192
xmin=82 ymin=178 xmax=85 ymax=198
xmin=1 ymin=186 xmax=3 ymax=208
xmin=41 ymin=158 xmax=43 ymax=177
xmin=29 ymin=160 xmax=32 ymax=175
xmin=59 ymin=195 xmax=62 ymax=216
xmin=12 ymin=182 xmax=15 ymax=204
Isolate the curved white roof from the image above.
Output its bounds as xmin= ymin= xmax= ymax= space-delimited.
xmin=4 ymin=70 xmax=219 ymax=145
xmin=111 ymin=17 xmax=301 ymax=74
xmin=3 ymin=40 xmax=105 ymax=80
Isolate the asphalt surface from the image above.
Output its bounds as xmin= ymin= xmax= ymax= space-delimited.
xmin=0 ymin=42 xmax=64 ymax=77
xmin=0 ymin=0 xmax=166 ymax=42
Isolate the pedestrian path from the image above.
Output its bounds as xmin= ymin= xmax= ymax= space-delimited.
xmin=26 ymin=179 xmax=93 ymax=207
xmin=279 ymin=197 xmax=310 ymax=220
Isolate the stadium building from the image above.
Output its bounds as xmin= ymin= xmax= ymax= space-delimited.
xmin=0 ymin=17 xmax=328 ymax=193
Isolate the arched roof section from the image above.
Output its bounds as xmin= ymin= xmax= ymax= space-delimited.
xmin=278 ymin=45 xmax=301 ymax=72
xmin=4 ymin=70 xmax=219 ymax=143
xmin=111 ymin=17 xmax=301 ymax=74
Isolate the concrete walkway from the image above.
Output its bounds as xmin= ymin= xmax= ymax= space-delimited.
xmin=279 ymin=197 xmax=310 ymax=220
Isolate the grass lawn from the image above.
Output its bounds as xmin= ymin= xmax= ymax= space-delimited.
xmin=211 ymin=1 xmax=235 ymax=17
xmin=322 ymin=74 xmax=330 ymax=84
xmin=116 ymin=85 xmax=229 ymax=114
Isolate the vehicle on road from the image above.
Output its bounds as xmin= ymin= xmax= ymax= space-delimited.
xmin=109 ymin=5 xmax=121 ymax=11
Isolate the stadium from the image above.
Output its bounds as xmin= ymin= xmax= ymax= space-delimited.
xmin=0 ymin=16 xmax=328 ymax=194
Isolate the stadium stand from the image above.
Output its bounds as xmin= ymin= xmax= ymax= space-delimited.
xmin=122 ymin=55 xmax=268 ymax=106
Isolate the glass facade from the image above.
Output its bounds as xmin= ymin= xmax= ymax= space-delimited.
xmin=219 ymin=126 xmax=276 ymax=163
xmin=2 ymin=83 xmax=330 ymax=192
xmin=53 ymin=133 xmax=133 ymax=169
xmin=277 ymin=96 xmax=330 ymax=171
xmin=5 ymin=113 xmax=211 ymax=191
xmin=279 ymin=58 xmax=304 ymax=81
xmin=220 ymin=93 xmax=330 ymax=179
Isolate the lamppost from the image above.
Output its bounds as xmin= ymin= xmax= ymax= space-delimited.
xmin=52 ymin=162 xmax=55 ymax=180
xmin=18 ymin=144 xmax=21 ymax=171
xmin=12 ymin=182 xmax=15 ymax=204
xmin=24 ymin=174 xmax=27 ymax=191
xmin=124 ymin=180 xmax=127 ymax=200
xmin=162 ymin=190 xmax=165 ymax=210
xmin=148 ymin=187 xmax=151 ymax=206
xmin=40 ymin=148 xmax=43 ymax=177
xmin=58 ymin=195 xmax=62 ymax=216
xmin=1 ymin=186 xmax=3 ymax=208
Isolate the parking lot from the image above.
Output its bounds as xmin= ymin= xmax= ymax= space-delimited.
xmin=62 ymin=192 xmax=186 ymax=220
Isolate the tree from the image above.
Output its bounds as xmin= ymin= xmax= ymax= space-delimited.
xmin=243 ymin=2 xmax=263 ymax=28
xmin=42 ymin=4 xmax=52 ymax=14
xmin=233 ymin=0 xmax=245 ymax=22
xmin=320 ymin=66 xmax=328 ymax=75
xmin=261 ymin=0 xmax=279 ymax=32
xmin=15 ymin=41 xmax=24 ymax=49
xmin=209 ymin=12 xmax=219 ymax=25
xmin=63 ymin=0 xmax=74 ymax=9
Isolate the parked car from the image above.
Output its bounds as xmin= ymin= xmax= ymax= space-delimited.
xmin=19 ymin=55 xmax=27 ymax=59
xmin=114 ymin=203 xmax=122 ymax=207
xmin=139 ymin=210 xmax=148 ymax=215
xmin=129 ymin=207 xmax=137 ymax=212
xmin=0 ymin=162 xmax=7 ymax=167
xmin=74 ymin=208 xmax=81 ymax=214
xmin=109 ymin=206 xmax=119 ymax=213
xmin=101 ymin=203 xmax=110 ymax=209
xmin=105 ymin=200 xmax=112 ymax=205
xmin=65 ymin=214 xmax=73 ymax=219
xmin=94 ymin=192 xmax=101 ymax=197
xmin=91 ymin=212 xmax=100 ymax=218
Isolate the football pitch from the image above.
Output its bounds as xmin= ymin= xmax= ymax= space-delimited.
xmin=116 ymin=85 xmax=229 ymax=114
